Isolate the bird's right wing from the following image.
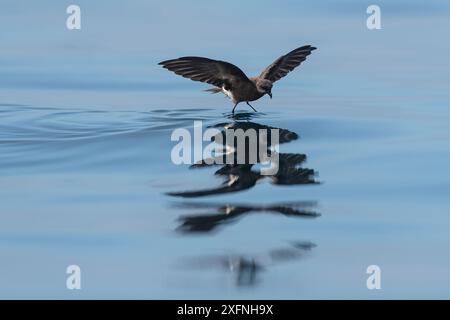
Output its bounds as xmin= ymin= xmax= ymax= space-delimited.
xmin=259 ymin=45 xmax=316 ymax=82
xmin=159 ymin=57 xmax=252 ymax=89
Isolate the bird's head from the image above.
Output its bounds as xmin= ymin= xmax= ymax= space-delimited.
xmin=256 ymin=79 xmax=273 ymax=99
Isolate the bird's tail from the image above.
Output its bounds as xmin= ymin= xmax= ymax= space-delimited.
xmin=204 ymin=87 xmax=222 ymax=94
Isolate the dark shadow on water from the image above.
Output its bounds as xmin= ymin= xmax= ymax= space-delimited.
xmin=223 ymin=111 xmax=267 ymax=121
xmin=174 ymin=201 xmax=319 ymax=234
xmin=181 ymin=241 xmax=316 ymax=287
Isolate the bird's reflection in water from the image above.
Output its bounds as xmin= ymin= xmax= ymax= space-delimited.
xmin=183 ymin=241 xmax=316 ymax=287
xmin=169 ymin=112 xmax=320 ymax=287
xmin=168 ymin=112 xmax=318 ymax=197
xmin=174 ymin=201 xmax=319 ymax=233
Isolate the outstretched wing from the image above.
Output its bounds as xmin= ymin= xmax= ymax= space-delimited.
xmin=166 ymin=173 xmax=259 ymax=198
xmin=159 ymin=56 xmax=252 ymax=89
xmin=259 ymin=45 xmax=316 ymax=82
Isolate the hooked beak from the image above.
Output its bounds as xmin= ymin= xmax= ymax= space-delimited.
xmin=268 ymin=92 xmax=272 ymax=99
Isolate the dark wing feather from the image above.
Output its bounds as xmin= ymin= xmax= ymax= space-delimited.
xmin=158 ymin=56 xmax=251 ymax=88
xmin=259 ymin=45 xmax=316 ymax=82
xmin=166 ymin=173 xmax=258 ymax=198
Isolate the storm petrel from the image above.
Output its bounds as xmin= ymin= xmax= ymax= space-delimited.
xmin=159 ymin=45 xmax=316 ymax=113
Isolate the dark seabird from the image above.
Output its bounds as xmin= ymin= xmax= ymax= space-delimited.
xmin=159 ymin=45 xmax=316 ymax=113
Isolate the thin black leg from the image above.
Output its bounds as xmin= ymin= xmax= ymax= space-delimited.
xmin=232 ymin=103 xmax=239 ymax=113
xmin=246 ymin=102 xmax=258 ymax=112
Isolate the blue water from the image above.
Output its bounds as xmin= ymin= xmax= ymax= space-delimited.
xmin=1 ymin=1 xmax=450 ymax=299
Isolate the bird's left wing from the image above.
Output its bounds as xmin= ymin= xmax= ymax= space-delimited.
xmin=159 ymin=57 xmax=252 ymax=88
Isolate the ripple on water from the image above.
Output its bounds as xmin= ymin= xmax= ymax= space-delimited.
xmin=0 ymin=105 xmax=220 ymax=173
xmin=0 ymin=104 xmax=399 ymax=175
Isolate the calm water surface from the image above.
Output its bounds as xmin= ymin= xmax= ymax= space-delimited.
xmin=1 ymin=1 xmax=450 ymax=298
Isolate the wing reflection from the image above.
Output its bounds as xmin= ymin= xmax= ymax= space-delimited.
xmin=183 ymin=241 xmax=316 ymax=287
xmin=174 ymin=201 xmax=319 ymax=233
